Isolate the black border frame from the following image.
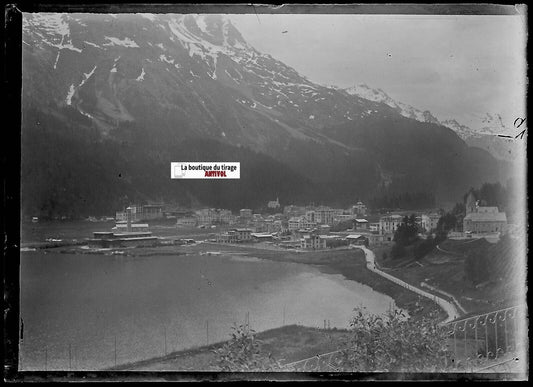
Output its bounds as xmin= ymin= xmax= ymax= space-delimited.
xmin=3 ymin=1 xmax=528 ymax=382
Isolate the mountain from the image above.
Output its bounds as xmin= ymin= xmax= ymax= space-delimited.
xmin=345 ymin=84 xmax=521 ymax=161
xmin=21 ymin=13 xmax=510 ymax=217
xmin=345 ymin=84 xmax=440 ymax=125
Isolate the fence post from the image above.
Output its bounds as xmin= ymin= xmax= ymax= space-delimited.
xmin=44 ymin=347 xmax=47 ymax=371
xmin=164 ymin=326 xmax=167 ymax=356
xmin=69 ymin=343 xmax=72 ymax=371
xmin=114 ymin=336 xmax=117 ymax=367
xmin=206 ymin=320 xmax=209 ymax=346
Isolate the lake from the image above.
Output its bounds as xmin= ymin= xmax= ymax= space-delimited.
xmin=19 ymin=223 xmax=398 ymax=370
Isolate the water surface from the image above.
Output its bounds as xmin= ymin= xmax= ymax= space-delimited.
xmin=20 ymin=249 xmax=397 ymax=370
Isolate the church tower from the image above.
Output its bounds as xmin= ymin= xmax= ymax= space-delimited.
xmin=465 ymin=191 xmax=477 ymax=214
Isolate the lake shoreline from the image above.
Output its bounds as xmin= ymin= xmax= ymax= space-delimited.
xmin=108 ymin=324 xmax=349 ymax=371
xmin=29 ymin=239 xmax=445 ymax=321
xmin=196 ymin=242 xmax=445 ymax=321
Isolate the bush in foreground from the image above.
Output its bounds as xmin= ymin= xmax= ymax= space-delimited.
xmin=213 ymin=308 xmax=456 ymax=372
xmin=335 ymin=307 xmax=452 ymax=372
xmin=212 ymin=323 xmax=284 ymax=371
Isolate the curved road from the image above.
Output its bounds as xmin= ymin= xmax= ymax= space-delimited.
xmin=354 ymin=246 xmax=460 ymax=324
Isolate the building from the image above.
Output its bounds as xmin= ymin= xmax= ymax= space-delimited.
xmin=235 ymin=228 xmax=253 ymax=241
xmin=142 ymin=204 xmax=164 ymax=220
xmin=369 ymin=223 xmax=380 ymax=232
xmin=267 ymin=198 xmax=280 ymax=209
xmin=196 ymin=208 xmax=235 ymax=225
xmin=251 ymin=233 xmax=274 ymax=242
xmin=300 ymin=233 xmax=327 ymax=250
xmin=421 ymin=213 xmax=441 ymax=232
xmin=352 ymin=201 xmax=367 ymax=216
xmin=346 ymin=234 xmax=369 ymax=246
xmin=288 ymin=216 xmax=317 ymax=232
xmin=196 ymin=208 xmax=218 ymax=225
xmin=216 ymin=228 xmax=253 ymax=243
xmin=379 ymin=215 xmax=404 ymax=235
xmin=315 ymin=206 xmax=337 ymax=225
xmin=334 ymin=214 xmax=357 ymax=223
xmin=113 ymin=223 xmax=149 ymax=232
xmin=216 ymin=231 xmax=239 ymax=243
xmin=283 ymin=205 xmax=306 ymax=218
xmin=116 ymin=204 xmax=163 ymax=222
xmin=319 ymin=224 xmax=331 ymax=234
xmin=240 ymin=209 xmax=253 ymax=219
xmin=176 ymin=217 xmax=197 ymax=227
xmin=354 ymin=218 xmax=369 ymax=230
xmin=367 ymin=233 xmax=386 ymax=246
xmin=465 ymin=191 xmax=478 ymax=214
xmin=219 ymin=209 xmax=235 ymax=224
xmin=463 ymin=207 xmax=507 ymax=234
xmin=88 ymin=231 xmax=158 ymax=248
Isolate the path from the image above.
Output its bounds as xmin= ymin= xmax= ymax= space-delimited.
xmin=436 ymin=244 xmax=463 ymax=256
xmin=353 ymin=246 xmax=461 ymax=324
xmin=420 ymin=282 xmax=467 ymax=315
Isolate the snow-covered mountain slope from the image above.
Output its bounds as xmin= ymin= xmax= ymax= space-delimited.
xmin=23 ymin=13 xmax=394 ymax=145
xmin=345 ymin=84 xmax=440 ymax=125
xmin=345 ymin=83 xmax=520 ymax=161
xmin=21 ymin=13 xmax=510 ymax=216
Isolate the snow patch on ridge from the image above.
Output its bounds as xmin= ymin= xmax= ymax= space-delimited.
xmin=103 ymin=36 xmax=140 ymax=48
xmin=65 ymin=65 xmax=97 ymax=106
xmin=136 ymin=68 xmax=146 ymax=81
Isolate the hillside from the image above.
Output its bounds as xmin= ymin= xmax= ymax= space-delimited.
xmin=21 ymin=13 xmax=511 ymax=217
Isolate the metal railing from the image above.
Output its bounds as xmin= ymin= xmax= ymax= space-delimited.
xmin=442 ymin=304 xmax=526 ymax=369
xmin=283 ymin=349 xmax=346 ymax=372
xmin=282 ymin=305 xmax=526 ymax=372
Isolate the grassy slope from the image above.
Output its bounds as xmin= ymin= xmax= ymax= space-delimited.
xmin=374 ymin=239 xmax=520 ymax=315
xmin=110 ymin=325 xmax=348 ymax=371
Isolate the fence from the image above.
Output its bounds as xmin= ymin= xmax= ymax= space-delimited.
xmin=441 ymin=304 xmax=526 ymax=370
xmin=283 ymin=305 xmax=526 ymax=372
xmin=18 ymin=309 xmax=343 ymax=371
xmin=20 ymin=304 xmax=526 ymax=372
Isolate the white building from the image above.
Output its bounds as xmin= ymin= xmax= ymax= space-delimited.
xmin=352 ymin=201 xmax=367 ymax=216
xmin=300 ymin=233 xmax=327 ymax=250
xmin=267 ymin=198 xmax=280 ymax=209
xmin=176 ymin=217 xmax=197 ymax=227
xmin=421 ymin=213 xmax=441 ymax=232
xmin=354 ymin=218 xmax=369 ymax=230
xmin=463 ymin=206 xmax=507 ymax=234
xmin=379 ymin=215 xmax=404 ymax=236
xmin=289 ymin=216 xmax=317 ymax=231
xmin=195 ymin=208 xmax=234 ymax=225
xmin=240 ymin=209 xmax=252 ymax=219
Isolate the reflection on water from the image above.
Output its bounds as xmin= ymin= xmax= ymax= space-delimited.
xmin=20 ymin=251 xmax=397 ymax=370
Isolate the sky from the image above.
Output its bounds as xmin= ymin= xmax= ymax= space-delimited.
xmin=228 ymin=13 xmax=527 ymax=128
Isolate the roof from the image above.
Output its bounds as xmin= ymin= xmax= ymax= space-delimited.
xmin=380 ymin=215 xmax=403 ymax=220
xmin=346 ymin=234 xmax=366 ymax=239
xmin=464 ymin=212 xmax=507 ymax=222
xmin=476 ymin=206 xmax=499 ymax=213
xmin=355 ymin=219 xmax=368 ymax=223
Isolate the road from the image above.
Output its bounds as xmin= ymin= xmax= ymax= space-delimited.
xmin=353 ymin=246 xmax=461 ymax=324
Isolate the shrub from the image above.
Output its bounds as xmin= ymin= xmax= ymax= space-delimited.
xmin=212 ymin=323 xmax=284 ymax=371
xmin=334 ymin=307 xmax=452 ymax=372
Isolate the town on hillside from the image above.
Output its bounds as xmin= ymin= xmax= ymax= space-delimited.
xmin=104 ymin=190 xmax=512 ymax=250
